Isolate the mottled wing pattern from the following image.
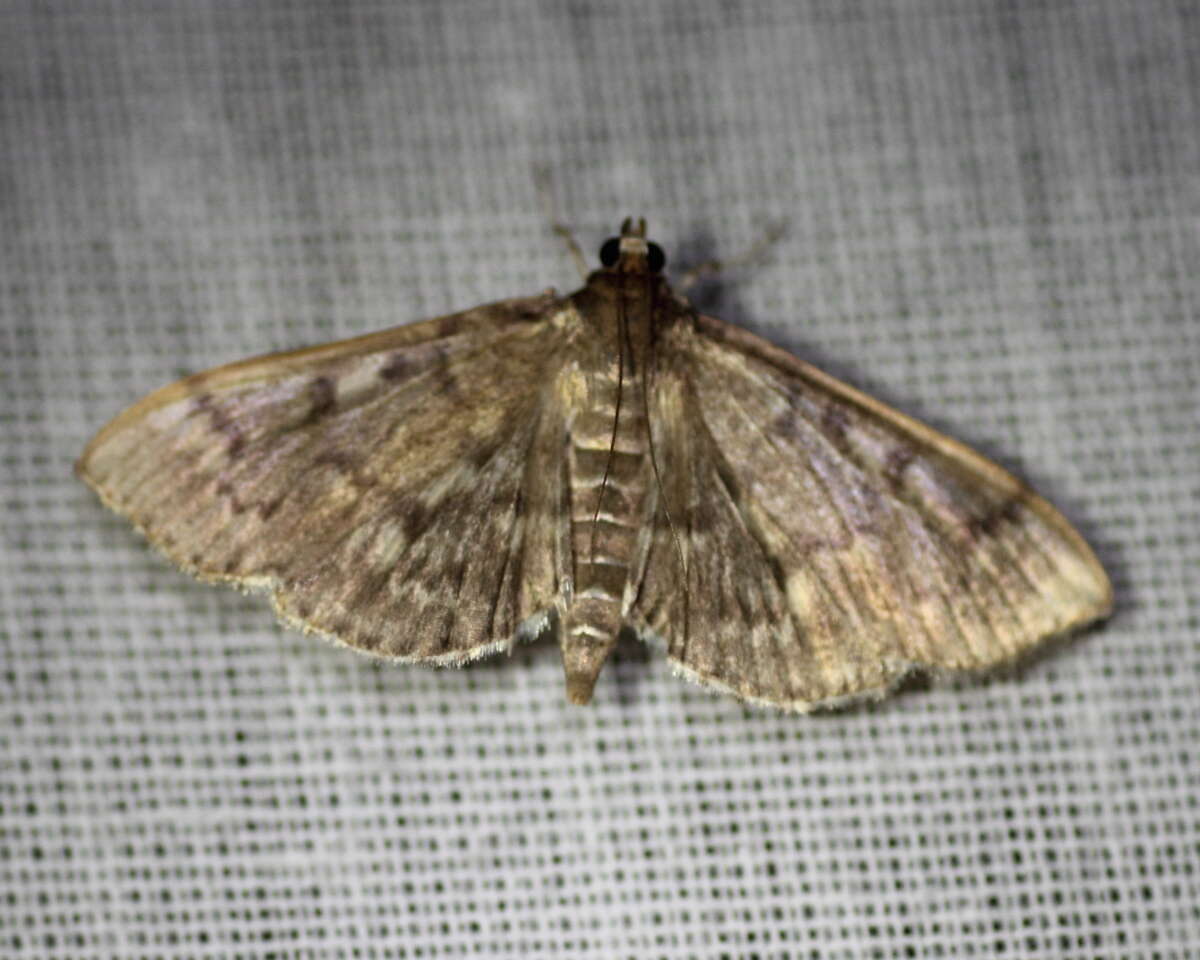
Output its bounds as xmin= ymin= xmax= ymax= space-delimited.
xmin=78 ymin=295 xmax=572 ymax=664
xmin=634 ymin=314 xmax=1113 ymax=711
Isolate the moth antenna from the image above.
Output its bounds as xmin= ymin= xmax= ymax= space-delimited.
xmin=676 ymin=219 xmax=787 ymax=293
xmin=534 ymin=166 xmax=589 ymax=279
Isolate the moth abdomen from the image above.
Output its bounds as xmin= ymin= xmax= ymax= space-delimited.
xmin=560 ymin=356 xmax=655 ymax=702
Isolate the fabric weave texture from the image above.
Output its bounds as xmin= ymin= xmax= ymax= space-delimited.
xmin=1 ymin=2 xmax=1196 ymax=957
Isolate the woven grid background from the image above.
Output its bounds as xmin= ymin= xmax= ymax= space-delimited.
xmin=2 ymin=2 xmax=1197 ymax=957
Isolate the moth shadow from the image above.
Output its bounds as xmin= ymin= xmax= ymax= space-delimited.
xmin=962 ymin=613 xmax=1116 ymax=689
xmin=866 ymin=617 xmax=1114 ymax=717
xmin=608 ymin=624 xmax=654 ymax=706
xmin=673 ymin=224 xmax=893 ymax=402
xmin=671 ymin=227 xmax=754 ymax=323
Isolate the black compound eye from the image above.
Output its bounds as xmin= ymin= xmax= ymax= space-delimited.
xmin=599 ymin=237 xmax=621 ymax=267
xmin=647 ymin=242 xmax=666 ymax=273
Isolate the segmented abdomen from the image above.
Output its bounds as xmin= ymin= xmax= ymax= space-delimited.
xmin=566 ymin=373 xmax=650 ymax=647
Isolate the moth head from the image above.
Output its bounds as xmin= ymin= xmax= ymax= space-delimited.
xmin=598 ymin=217 xmax=667 ymax=275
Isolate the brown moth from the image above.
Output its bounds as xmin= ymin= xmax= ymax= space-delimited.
xmin=78 ymin=218 xmax=1112 ymax=711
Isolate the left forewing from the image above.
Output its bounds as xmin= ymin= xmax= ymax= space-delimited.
xmin=633 ymin=313 xmax=1112 ymax=711
xmin=78 ymin=294 xmax=573 ymax=664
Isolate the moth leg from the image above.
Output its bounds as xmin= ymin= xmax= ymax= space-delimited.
xmin=534 ymin=167 xmax=590 ymax=279
xmin=676 ymin=220 xmax=788 ymax=293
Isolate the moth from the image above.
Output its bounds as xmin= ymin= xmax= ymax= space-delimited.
xmin=78 ymin=218 xmax=1112 ymax=711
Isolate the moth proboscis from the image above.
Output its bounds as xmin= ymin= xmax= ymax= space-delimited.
xmin=78 ymin=218 xmax=1112 ymax=711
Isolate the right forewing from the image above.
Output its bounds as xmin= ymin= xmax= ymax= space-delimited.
xmin=633 ymin=314 xmax=1112 ymax=711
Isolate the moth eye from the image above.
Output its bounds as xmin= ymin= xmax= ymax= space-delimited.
xmin=599 ymin=237 xmax=621 ymax=267
xmin=647 ymin=242 xmax=666 ymax=273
